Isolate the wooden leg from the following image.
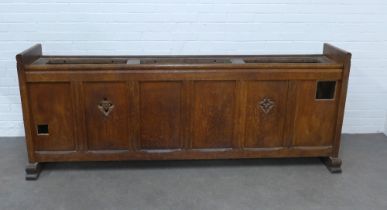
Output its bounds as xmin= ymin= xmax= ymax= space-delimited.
xmin=25 ymin=162 xmax=42 ymax=180
xmin=320 ymin=157 xmax=342 ymax=173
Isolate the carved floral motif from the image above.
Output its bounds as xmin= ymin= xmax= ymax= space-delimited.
xmin=98 ymin=98 xmax=114 ymax=116
xmin=259 ymin=97 xmax=275 ymax=114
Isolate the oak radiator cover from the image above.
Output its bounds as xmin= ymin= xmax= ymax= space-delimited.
xmin=16 ymin=43 xmax=351 ymax=180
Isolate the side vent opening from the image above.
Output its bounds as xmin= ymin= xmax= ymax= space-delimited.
xmin=316 ymin=81 xmax=336 ymax=100
xmin=37 ymin=124 xmax=49 ymax=135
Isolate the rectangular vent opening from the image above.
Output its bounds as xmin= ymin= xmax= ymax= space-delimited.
xmin=37 ymin=124 xmax=49 ymax=135
xmin=316 ymin=81 xmax=336 ymax=100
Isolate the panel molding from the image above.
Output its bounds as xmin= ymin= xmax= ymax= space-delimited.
xmin=138 ymin=81 xmax=182 ymax=149
xmin=192 ymin=80 xmax=236 ymax=149
xmin=28 ymin=82 xmax=76 ymax=151
xmin=243 ymin=81 xmax=288 ymax=148
xmin=292 ymin=81 xmax=338 ymax=147
xmin=83 ymin=82 xmax=130 ymax=150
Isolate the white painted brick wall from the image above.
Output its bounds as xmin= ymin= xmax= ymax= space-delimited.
xmin=0 ymin=0 xmax=387 ymax=136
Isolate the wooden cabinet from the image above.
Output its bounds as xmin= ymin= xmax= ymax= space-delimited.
xmin=17 ymin=43 xmax=351 ymax=180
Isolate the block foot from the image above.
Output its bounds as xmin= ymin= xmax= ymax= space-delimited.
xmin=25 ymin=162 xmax=42 ymax=180
xmin=320 ymin=157 xmax=342 ymax=173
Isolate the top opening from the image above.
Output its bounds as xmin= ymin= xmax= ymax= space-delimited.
xmin=244 ymin=57 xmax=321 ymax=63
xmin=47 ymin=58 xmax=233 ymax=65
xmin=139 ymin=58 xmax=232 ymax=64
xmin=47 ymin=58 xmax=127 ymax=64
xmin=43 ymin=56 xmax=329 ymax=65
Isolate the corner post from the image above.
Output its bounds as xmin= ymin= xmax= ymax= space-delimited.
xmin=321 ymin=43 xmax=352 ymax=173
xmin=16 ymin=44 xmax=43 ymax=180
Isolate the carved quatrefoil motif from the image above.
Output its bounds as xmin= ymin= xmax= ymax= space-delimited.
xmin=259 ymin=97 xmax=275 ymax=114
xmin=98 ymin=98 xmax=114 ymax=116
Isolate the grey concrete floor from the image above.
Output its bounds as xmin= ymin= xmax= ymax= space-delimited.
xmin=1 ymin=134 xmax=387 ymax=210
